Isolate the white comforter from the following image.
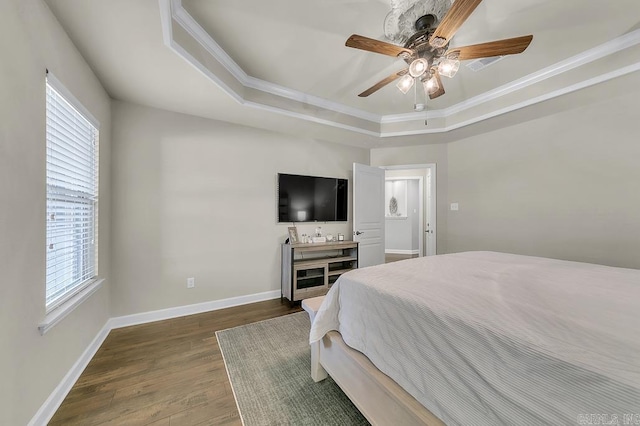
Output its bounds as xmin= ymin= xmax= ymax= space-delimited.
xmin=309 ymin=251 xmax=640 ymax=425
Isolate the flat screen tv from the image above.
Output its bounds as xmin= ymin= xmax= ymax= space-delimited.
xmin=278 ymin=173 xmax=348 ymax=222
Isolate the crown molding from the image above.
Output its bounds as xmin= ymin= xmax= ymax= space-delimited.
xmin=380 ymin=61 xmax=640 ymax=138
xmin=242 ymin=99 xmax=382 ymax=138
xmin=160 ymin=0 xmax=640 ymax=137
xmin=439 ymin=29 xmax=640 ymax=119
xmin=242 ymin=75 xmax=382 ymax=124
xmin=169 ymin=0 xmax=382 ymax=124
xmin=170 ymin=0 xmax=249 ymax=81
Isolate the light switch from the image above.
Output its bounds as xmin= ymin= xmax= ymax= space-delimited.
xmin=450 ymin=203 xmax=459 ymax=211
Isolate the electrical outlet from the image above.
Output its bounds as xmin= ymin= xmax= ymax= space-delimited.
xmin=187 ymin=277 xmax=195 ymax=288
xmin=450 ymin=203 xmax=459 ymax=211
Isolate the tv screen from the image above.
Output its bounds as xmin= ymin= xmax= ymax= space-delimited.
xmin=278 ymin=173 xmax=348 ymax=222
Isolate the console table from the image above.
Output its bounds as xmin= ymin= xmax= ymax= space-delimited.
xmin=281 ymin=241 xmax=358 ymax=303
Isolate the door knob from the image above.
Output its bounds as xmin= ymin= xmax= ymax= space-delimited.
xmin=355 ymin=231 xmax=364 ymax=235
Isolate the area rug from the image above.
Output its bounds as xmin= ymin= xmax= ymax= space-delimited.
xmin=216 ymin=312 xmax=369 ymax=425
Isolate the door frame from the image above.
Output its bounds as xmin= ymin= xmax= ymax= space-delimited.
xmin=380 ymin=164 xmax=437 ymax=256
xmin=384 ymin=176 xmax=424 ymax=257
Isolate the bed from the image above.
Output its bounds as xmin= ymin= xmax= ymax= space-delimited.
xmin=308 ymin=251 xmax=640 ymax=425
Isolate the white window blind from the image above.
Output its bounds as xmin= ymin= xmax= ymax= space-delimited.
xmin=45 ymin=77 xmax=99 ymax=311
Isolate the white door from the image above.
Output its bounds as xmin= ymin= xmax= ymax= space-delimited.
xmin=353 ymin=163 xmax=385 ymax=268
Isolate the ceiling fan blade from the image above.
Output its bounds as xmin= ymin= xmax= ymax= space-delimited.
xmin=358 ymin=69 xmax=408 ymax=97
xmin=346 ymin=34 xmax=413 ymax=58
xmin=445 ymin=35 xmax=533 ymax=60
xmin=429 ymin=0 xmax=483 ymax=48
xmin=429 ymin=72 xmax=445 ymax=100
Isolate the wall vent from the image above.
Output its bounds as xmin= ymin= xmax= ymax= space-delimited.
xmin=465 ymin=55 xmax=505 ymax=72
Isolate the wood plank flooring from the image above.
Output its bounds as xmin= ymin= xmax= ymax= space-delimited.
xmin=385 ymin=253 xmax=419 ymax=263
xmin=49 ymin=299 xmax=302 ymax=425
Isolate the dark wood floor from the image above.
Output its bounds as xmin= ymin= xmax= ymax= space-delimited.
xmin=49 ymin=299 xmax=302 ymax=425
xmin=385 ymin=253 xmax=419 ymax=263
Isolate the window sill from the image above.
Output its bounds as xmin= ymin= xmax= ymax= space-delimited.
xmin=38 ymin=278 xmax=105 ymax=335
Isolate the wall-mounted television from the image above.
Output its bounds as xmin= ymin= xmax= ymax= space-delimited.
xmin=277 ymin=173 xmax=348 ymax=222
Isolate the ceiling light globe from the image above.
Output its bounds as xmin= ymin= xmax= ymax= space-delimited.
xmin=409 ymin=58 xmax=429 ymax=78
xmin=423 ymin=75 xmax=440 ymax=95
xmin=396 ymin=74 xmax=415 ymax=94
xmin=438 ymin=58 xmax=460 ymax=78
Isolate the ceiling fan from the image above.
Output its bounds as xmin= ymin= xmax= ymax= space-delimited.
xmin=346 ymin=0 xmax=533 ymax=105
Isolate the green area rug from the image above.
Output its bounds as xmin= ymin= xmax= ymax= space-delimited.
xmin=216 ymin=312 xmax=369 ymax=425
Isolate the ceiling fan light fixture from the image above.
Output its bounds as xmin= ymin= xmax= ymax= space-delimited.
xmin=438 ymin=58 xmax=460 ymax=78
xmin=396 ymin=74 xmax=415 ymax=94
xmin=423 ymin=74 xmax=440 ymax=95
xmin=408 ymin=58 xmax=429 ymax=78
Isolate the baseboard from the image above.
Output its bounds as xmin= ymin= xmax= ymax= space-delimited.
xmin=108 ymin=290 xmax=281 ymax=329
xmin=29 ymin=289 xmax=281 ymax=425
xmin=28 ymin=322 xmax=111 ymax=426
xmin=385 ymin=249 xmax=419 ymax=255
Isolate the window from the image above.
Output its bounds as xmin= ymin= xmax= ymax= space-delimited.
xmin=45 ymin=76 xmax=99 ymax=311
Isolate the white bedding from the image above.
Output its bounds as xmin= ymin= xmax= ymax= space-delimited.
xmin=309 ymin=251 xmax=640 ymax=425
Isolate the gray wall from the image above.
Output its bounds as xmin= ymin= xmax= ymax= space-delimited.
xmin=446 ymin=77 xmax=640 ymax=269
xmin=0 ymin=0 xmax=112 ymax=424
xmin=372 ymin=73 xmax=640 ymax=269
xmin=110 ymin=101 xmax=369 ymax=316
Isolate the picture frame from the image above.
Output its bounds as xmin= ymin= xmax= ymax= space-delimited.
xmin=288 ymin=226 xmax=299 ymax=244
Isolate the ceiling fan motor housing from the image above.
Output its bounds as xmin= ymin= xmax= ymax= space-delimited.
xmin=403 ymin=27 xmax=447 ymax=74
xmin=415 ymin=14 xmax=436 ymax=31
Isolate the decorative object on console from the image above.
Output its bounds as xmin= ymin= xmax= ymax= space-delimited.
xmin=338 ymin=233 xmax=345 ymax=241
xmin=288 ymin=226 xmax=299 ymax=244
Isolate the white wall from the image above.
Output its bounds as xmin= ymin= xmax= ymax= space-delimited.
xmin=110 ymin=101 xmax=369 ymax=316
xmin=0 ymin=0 xmax=111 ymax=424
xmin=385 ymin=179 xmax=419 ymax=253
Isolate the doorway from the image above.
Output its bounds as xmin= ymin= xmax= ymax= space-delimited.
xmin=352 ymin=163 xmax=436 ymax=269
xmin=381 ymin=164 xmax=436 ymax=258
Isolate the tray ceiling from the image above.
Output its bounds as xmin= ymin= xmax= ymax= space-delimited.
xmin=44 ymin=0 xmax=640 ymax=145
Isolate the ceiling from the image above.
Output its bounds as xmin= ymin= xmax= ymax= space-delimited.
xmin=44 ymin=0 xmax=640 ymax=147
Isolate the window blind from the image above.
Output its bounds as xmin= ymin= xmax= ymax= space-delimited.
xmin=45 ymin=78 xmax=99 ymax=310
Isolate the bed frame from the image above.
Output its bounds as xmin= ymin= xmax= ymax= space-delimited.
xmin=303 ymin=297 xmax=444 ymax=426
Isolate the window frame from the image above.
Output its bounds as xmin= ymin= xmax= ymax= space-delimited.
xmin=45 ymin=72 xmax=100 ymax=314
